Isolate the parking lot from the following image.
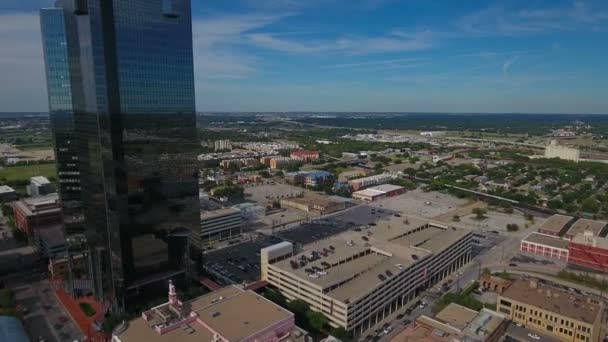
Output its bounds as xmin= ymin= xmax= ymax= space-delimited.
xmin=276 ymin=219 xmax=354 ymax=245
xmin=371 ymin=189 xmax=467 ymax=218
xmin=243 ymin=183 xmax=304 ymax=205
xmin=459 ymin=209 xmax=543 ymax=236
xmin=203 ymin=235 xmax=284 ymax=285
xmin=13 ymin=278 xmax=83 ymax=342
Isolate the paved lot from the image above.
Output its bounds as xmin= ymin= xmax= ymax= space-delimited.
xmin=276 ymin=220 xmax=353 ymax=245
xmin=203 ymin=235 xmax=283 ymax=285
xmin=13 ymin=278 xmax=83 ymax=342
xmin=370 ymin=189 xmax=468 ymax=218
xmin=459 ymin=210 xmax=543 ymax=236
xmin=259 ymin=208 xmax=309 ymax=229
xmin=332 ymin=205 xmax=397 ymax=226
xmin=243 ymin=183 xmax=304 ymax=205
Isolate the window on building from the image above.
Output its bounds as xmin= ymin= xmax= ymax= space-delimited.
xmin=500 ymin=299 xmax=512 ymax=307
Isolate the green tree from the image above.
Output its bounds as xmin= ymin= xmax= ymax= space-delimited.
xmin=506 ymin=223 xmax=519 ymax=232
xmin=472 ymin=207 xmax=487 ymax=220
xmin=581 ymin=197 xmax=600 ymax=213
xmin=329 ymin=327 xmax=352 ymax=342
xmin=306 ymin=310 xmax=328 ymax=332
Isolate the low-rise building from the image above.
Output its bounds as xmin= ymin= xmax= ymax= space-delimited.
xmin=10 ymin=193 xmax=61 ymax=236
xmin=219 ymin=158 xmax=259 ymax=169
xmin=544 ymin=140 xmax=580 ymax=162
xmin=0 ymin=185 xmax=17 ymax=202
xmin=394 ymin=303 xmax=508 ymax=342
xmin=568 ymin=232 xmax=608 ymax=272
xmin=199 ymin=207 xmax=242 ymax=244
xmin=496 ymin=279 xmax=604 ymax=342
xmin=537 ymin=214 xmax=575 ymax=237
xmin=261 ymin=216 xmax=473 ymax=335
xmin=232 ymin=202 xmax=266 ymax=222
xmin=26 ymin=176 xmax=56 ymax=197
xmin=280 ymin=194 xmax=346 ymax=215
xmin=348 ymin=173 xmax=399 ymax=191
xmin=290 ymin=150 xmax=320 ymax=162
xmin=520 ymin=232 xmax=570 ymax=262
xmin=113 ymin=283 xmax=306 ymax=342
xmin=565 ymin=218 xmax=607 ymax=239
xmin=269 ymin=157 xmax=301 ymax=170
xmin=338 ymin=169 xmax=372 ymax=182
xmin=33 ymin=224 xmax=66 ymax=257
xmin=303 ymin=170 xmax=333 ymax=187
xmin=351 ymin=184 xmax=405 ymax=201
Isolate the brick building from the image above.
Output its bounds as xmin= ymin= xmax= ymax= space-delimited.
xmin=11 ymin=193 xmax=62 ymax=236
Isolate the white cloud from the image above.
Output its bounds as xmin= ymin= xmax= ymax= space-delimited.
xmin=247 ymin=29 xmax=434 ymax=55
xmin=0 ymin=12 xmax=47 ymax=112
xmin=502 ymin=56 xmax=519 ymax=76
xmin=192 ymin=13 xmax=286 ymax=80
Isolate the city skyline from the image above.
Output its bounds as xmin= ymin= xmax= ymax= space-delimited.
xmin=1 ymin=0 xmax=608 ymax=114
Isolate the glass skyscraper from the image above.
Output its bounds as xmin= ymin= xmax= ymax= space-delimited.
xmin=40 ymin=0 xmax=200 ymax=311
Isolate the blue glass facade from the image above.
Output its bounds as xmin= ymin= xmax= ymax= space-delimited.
xmin=40 ymin=7 xmax=84 ymax=235
xmin=40 ymin=0 xmax=199 ymax=311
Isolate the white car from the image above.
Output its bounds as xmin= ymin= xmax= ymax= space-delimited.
xmin=383 ymin=326 xmax=393 ymax=334
xmin=527 ymin=333 xmax=540 ymax=340
xmin=515 ymin=322 xmax=523 ymax=328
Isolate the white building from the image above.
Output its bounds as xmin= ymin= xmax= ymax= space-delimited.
xmin=199 ymin=207 xmax=242 ymax=244
xmin=26 ymin=176 xmax=56 ymax=197
xmin=232 ymin=202 xmax=266 ymax=222
xmin=214 ymin=139 xmax=232 ymax=151
xmin=544 ymin=140 xmax=579 ymax=162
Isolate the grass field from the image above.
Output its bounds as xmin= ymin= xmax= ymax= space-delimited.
xmin=0 ymin=163 xmax=56 ymax=182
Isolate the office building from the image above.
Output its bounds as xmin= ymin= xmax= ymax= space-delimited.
xmin=261 ymin=216 xmax=473 ymax=335
xmin=199 ymin=207 xmax=242 ymax=244
xmin=39 ymin=7 xmax=83 ymax=235
xmin=26 ymin=176 xmax=56 ymax=197
xmin=10 ymin=193 xmax=62 ymax=236
xmin=544 ymin=140 xmax=580 ymax=161
xmin=40 ymin=0 xmax=200 ymax=310
xmin=113 ymin=284 xmax=306 ymax=342
xmin=214 ymin=139 xmax=233 ymax=151
xmin=351 ymin=184 xmax=405 ymax=201
xmin=395 ymin=303 xmax=508 ymax=342
xmin=0 ymin=185 xmax=17 ymax=202
xmin=33 ymin=224 xmax=67 ymax=258
xmin=269 ymin=157 xmax=302 ymax=169
xmin=496 ymin=279 xmax=604 ymax=342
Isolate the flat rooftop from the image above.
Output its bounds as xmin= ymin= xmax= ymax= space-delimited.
xmin=434 ymin=303 xmax=478 ymax=330
xmin=567 ymin=219 xmax=607 ymax=237
xmin=570 ymin=233 xmax=608 ymax=250
xmin=0 ymin=185 xmax=15 ymax=193
xmin=522 ymin=232 xmax=569 ymax=250
xmin=116 ymin=286 xmax=295 ymax=342
xmin=272 ymin=215 xmax=470 ymax=303
xmin=501 ymin=279 xmax=603 ymax=325
xmin=282 ymin=194 xmax=342 ymax=207
xmin=538 ymin=214 xmax=574 ymax=234
xmin=200 ymin=207 xmax=240 ymax=220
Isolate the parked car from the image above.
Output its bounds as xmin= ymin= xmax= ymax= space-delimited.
xmin=527 ymin=333 xmax=540 ymax=340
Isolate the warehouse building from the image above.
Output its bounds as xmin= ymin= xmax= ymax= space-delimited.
xmin=537 ymin=214 xmax=575 ymax=237
xmin=565 ymin=219 xmax=607 ymax=239
xmin=351 ymin=184 xmax=405 ymax=201
xmin=261 ymin=216 xmax=473 ymax=335
xmin=519 ymin=232 xmax=570 ymax=262
xmin=497 ymin=279 xmax=604 ymax=342
xmin=199 ymin=207 xmax=242 ymax=244
xmin=568 ymin=232 xmax=608 ymax=272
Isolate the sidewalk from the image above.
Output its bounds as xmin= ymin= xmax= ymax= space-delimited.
xmin=55 ymin=289 xmax=109 ymax=341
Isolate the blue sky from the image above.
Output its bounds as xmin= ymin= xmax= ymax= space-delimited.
xmin=1 ymin=0 xmax=607 ymax=113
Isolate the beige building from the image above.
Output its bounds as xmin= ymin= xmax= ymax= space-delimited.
xmin=393 ymin=303 xmax=508 ymax=342
xmin=199 ymin=207 xmax=242 ymax=244
xmin=279 ymin=194 xmax=346 ymax=215
xmin=496 ymin=279 xmax=604 ymax=342
xmin=261 ymin=216 xmax=473 ymax=336
xmin=544 ymin=140 xmax=580 ymax=161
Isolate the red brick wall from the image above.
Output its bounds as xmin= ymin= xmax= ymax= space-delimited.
xmin=568 ymin=242 xmax=608 ymax=272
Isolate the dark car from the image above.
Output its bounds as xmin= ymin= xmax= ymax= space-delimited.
xmin=405 ymin=308 xmax=412 ymax=315
xmin=401 ymin=319 xmax=411 ymax=326
xmin=509 ymin=263 xmax=517 ymax=267
xmin=396 ymin=314 xmax=405 ymax=320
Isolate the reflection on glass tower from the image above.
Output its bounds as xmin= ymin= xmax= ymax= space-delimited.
xmin=40 ymin=0 xmax=199 ymax=311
